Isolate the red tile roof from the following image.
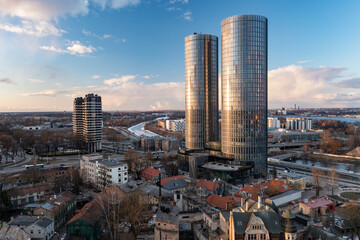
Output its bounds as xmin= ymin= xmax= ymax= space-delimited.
xmin=142 ymin=167 xmax=161 ymax=180
xmin=300 ymin=198 xmax=333 ymax=209
xmin=206 ymin=194 xmax=241 ymax=210
xmin=160 ymin=175 xmax=185 ymax=186
xmin=234 ymin=179 xmax=289 ymax=201
xmin=196 ymin=180 xmax=220 ymax=192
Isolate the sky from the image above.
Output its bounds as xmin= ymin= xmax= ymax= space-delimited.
xmin=0 ymin=0 xmax=359 ymax=112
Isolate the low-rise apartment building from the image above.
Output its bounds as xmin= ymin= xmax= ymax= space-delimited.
xmin=80 ymin=154 xmax=128 ymax=189
xmin=9 ymin=184 xmax=51 ymax=207
xmin=33 ymin=192 xmax=76 ymax=231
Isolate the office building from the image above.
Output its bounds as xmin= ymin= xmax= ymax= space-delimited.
xmin=185 ymin=33 xmax=219 ymax=150
xmin=73 ymin=93 xmax=102 ymax=152
xmin=221 ymin=15 xmax=268 ymax=176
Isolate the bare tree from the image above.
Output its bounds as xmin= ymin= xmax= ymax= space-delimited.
xmin=329 ymin=165 xmax=338 ymax=196
xmin=311 ymin=169 xmax=324 ymax=197
xmin=339 ymin=202 xmax=360 ymax=239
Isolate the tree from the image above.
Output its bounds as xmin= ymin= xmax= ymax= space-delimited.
xmin=272 ymin=166 xmax=277 ymax=179
xmin=0 ymin=175 xmax=12 ymax=213
xmin=339 ymin=202 xmax=360 ymax=239
xmin=266 ymin=181 xmax=282 ymax=197
xmin=329 ymin=165 xmax=338 ymax=196
xmin=311 ymin=169 xmax=324 ymax=197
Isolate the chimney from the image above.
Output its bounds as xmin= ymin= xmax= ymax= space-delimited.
xmin=258 ymin=196 xmax=262 ymax=209
xmin=246 ymin=201 xmax=249 ymax=211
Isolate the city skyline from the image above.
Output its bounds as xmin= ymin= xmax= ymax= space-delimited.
xmin=0 ymin=0 xmax=360 ymax=112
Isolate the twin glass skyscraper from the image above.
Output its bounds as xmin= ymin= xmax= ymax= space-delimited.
xmin=185 ymin=15 xmax=268 ymax=175
xmin=185 ymin=33 xmax=219 ymax=150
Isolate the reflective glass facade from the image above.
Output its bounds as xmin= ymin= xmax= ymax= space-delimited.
xmin=185 ymin=34 xmax=219 ymax=150
xmin=221 ymin=15 xmax=268 ymax=175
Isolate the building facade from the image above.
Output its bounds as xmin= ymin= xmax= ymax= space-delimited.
xmin=286 ymin=118 xmax=313 ymax=131
xmin=185 ymin=33 xmax=219 ymax=150
xmin=73 ymin=93 xmax=102 ymax=152
xmin=80 ymin=154 xmax=129 ymax=189
xmin=221 ymin=15 xmax=268 ymax=176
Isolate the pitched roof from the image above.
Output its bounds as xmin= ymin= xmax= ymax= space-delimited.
xmin=142 ymin=167 xmax=161 ymax=178
xmin=160 ymin=175 xmax=185 ymax=186
xmin=35 ymin=216 xmax=53 ymax=228
xmin=162 ymin=179 xmax=187 ymax=191
xmin=206 ymin=194 xmax=241 ymax=210
xmin=235 ymin=179 xmax=289 ymax=201
xmin=9 ymin=216 xmax=38 ymax=226
xmin=232 ymin=212 xmax=283 ymax=234
xmin=300 ymin=198 xmax=333 ymax=209
xmin=196 ymin=180 xmax=220 ymax=192
xmin=67 ymin=185 xmax=126 ymax=226
xmin=9 ymin=184 xmax=50 ymax=197
xmin=38 ymin=192 xmax=75 ymax=213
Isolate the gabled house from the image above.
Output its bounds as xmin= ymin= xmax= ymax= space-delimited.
xmin=141 ymin=167 xmax=165 ymax=183
xmin=196 ymin=179 xmax=221 ymax=196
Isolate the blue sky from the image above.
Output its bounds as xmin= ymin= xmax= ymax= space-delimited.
xmin=0 ymin=0 xmax=359 ymax=111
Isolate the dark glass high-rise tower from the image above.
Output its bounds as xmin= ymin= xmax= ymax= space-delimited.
xmin=185 ymin=33 xmax=219 ymax=150
xmin=221 ymin=15 xmax=268 ymax=175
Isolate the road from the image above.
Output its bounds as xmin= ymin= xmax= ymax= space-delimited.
xmin=0 ymin=158 xmax=80 ymax=175
xmin=109 ymin=126 xmax=140 ymax=141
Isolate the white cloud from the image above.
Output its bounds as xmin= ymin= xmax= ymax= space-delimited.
xmin=297 ymin=60 xmax=314 ymax=64
xmin=103 ymin=34 xmax=111 ymax=39
xmin=28 ymin=78 xmax=44 ymax=83
xmin=166 ymin=7 xmax=181 ymax=11
xmin=143 ymin=74 xmax=160 ymax=79
xmin=170 ymin=0 xmax=188 ymax=4
xmin=0 ymin=0 xmax=88 ymax=21
xmin=104 ymin=75 xmax=136 ymax=85
xmin=183 ymin=10 xmax=192 ymax=21
xmin=268 ymin=64 xmax=360 ymax=107
xmin=93 ymin=0 xmax=140 ymax=9
xmin=40 ymin=41 xmax=96 ymax=56
xmin=0 ymin=20 xmax=65 ymax=37
xmin=21 ymin=79 xmax=185 ymax=110
xmin=92 ymin=75 xmax=101 ymax=79
xmin=66 ymin=41 xmax=96 ymax=55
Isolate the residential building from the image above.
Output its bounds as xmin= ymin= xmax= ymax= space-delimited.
xmin=0 ymin=225 xmax=31 ymax=240
xmin=80 ymin=154 xmax=129 ymax=189
xmin=33 ymin=192 xmax=76 ymax=231
xmin=66 ymin=185 xmax=126 ymax=240
xmin=206 ymin=194 xmax=240 ymax=211
xmin=7 ymin=215 xmax=54 ymax=240
xmin=141 ymin=167 xmax=165 ymax=183
xmin=266 ymin=190 xmax=302 ymax=207
xmin=234 ymin=179 xmax=290 ymax=201
xmin=268 ymin=117 xmax=281 ymax=129
xmin=165 ymin=119 xmax=185 ymax=132
xmin=282 ymin=208 xmax=297 ymax=240
xmin=162 ymin=178 xmax=187 ymax=193
xmin=221 ymin=15 xmax=268 ymax=176
xmin=73 ymin=93 xmax=102 ymax=152
xmin=155 ymin=212 xmax=179 ymax=240
xmin=299 ymin=198 xmax=335 ymax=219
xmin=185 ymin=33 xmax=219 ymax=150
xmin=196 ymin=179 xmax=221 ymax=197
xmin=96 ymin=159 xmax=128 ymax=189
xmin=280 ymin=172 xmax=306 ymax=190
xmin=286 ymin=118 xmax=313 ymax=131
xmin=220 ymin=211 xmax=284 ymax=240
xmin=8 ymin=184 xmax=51 ymax=207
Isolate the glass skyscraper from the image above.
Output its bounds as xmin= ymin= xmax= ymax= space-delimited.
xmin=185 ymin=33 xmax=219 ymax=150
xmin=221 ymin=15 xmax=268 ymax=175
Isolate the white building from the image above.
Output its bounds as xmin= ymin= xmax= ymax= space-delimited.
xmin=267 ymin=117 xmax=281 ymax=129
xmin=286 ymin=118 xmax=312 ymax=131
xmin=8 ymin=215 xmax=54 ymax=240
xmin=80 ymin=154 xmax=128 ymax=189
xmin=165 ymin=119 xmax=185 ymax=132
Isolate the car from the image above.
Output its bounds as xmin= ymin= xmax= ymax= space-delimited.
xmin=59 ymin=164 xmax=65 ymax=167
